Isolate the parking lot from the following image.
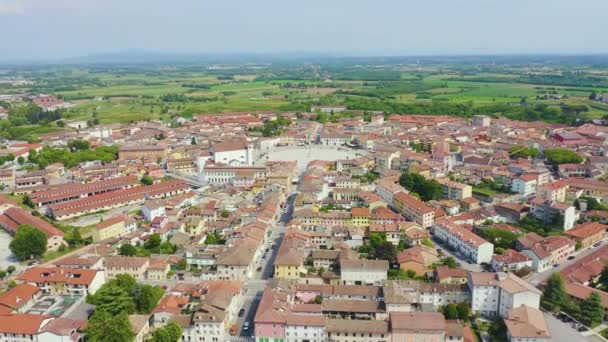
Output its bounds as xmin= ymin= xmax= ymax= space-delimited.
xmin=544 ymin=312 xmax=605 ymax=342
xmin=0 ymin=230 xmax=21 ymax=271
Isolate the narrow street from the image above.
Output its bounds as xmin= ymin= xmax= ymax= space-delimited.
xmin=233 ymin=190 xmax=297 ymax=338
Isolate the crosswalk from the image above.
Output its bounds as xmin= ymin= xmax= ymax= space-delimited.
xmin=245 ymin=279 xmax=269 ymax=291
xmin=243 ymin=293 xmax=262 ymax=301
xmin=228 ymin=336 xmax=255 ymax=342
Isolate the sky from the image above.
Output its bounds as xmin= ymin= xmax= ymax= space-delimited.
xmin=1 ymin=0 xmax=607 ymax=61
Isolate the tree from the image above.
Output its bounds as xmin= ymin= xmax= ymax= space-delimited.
xmin=399 ymin=172 xmax=442 ymax=201
xmin=177 ymin=259 xmax=188 ymax=270
xmin=17 ymin=156 xmax=24 ymax=165
xmin=6 ymin=265 xmax=15 ymax=274
xmin=543 ymin=273 xmax=567 ymax=307
xmin=86 ymin=310 xmax=134 ymax=342
xmin=68 ymin=139 xmax=91 ymax=151
xmin=9 ymin=225 xmax=47 ymax=260
xmin=579 ymin=292 xmax=604 ymax=327
xmin=590 ymin=91 xmax=598 ymax=100
xmin=457 ymin=302 xmax=471 ymax=321
xmin=374 ymin=241 xmax=397 ymax=263
xmin=544 ymin=148 xmax=584 ymax=165
xmin=160 ymin=241 xmax=177 ymax=254
xmin=205 ymin=232 xmax=226 ymax=245
xmin=422 ymin=239 xmax=434 ymax=248
xmin=144 ymin=233 xmax=162 ymax=251
xmin=140 ymin=175 xmax=154 ymax=186
xmin=135 ymin=284 xmax=164 ymax=313
xmin=66 ymin=227 xmax=83 ymax=247
xmin=113 ymin=273 xmax=138 ymax=294
xmin=444 ymin=304 xmax=459 ymax=319
xmin=509 ymin=145 xmax=540 ymax=159
xmin=442 ymin=257 xmax=459 ymax=269
xmin=191 ymin=137 xmax=197 ymax=145
xmin=150 ymin=322 xmax=182 ymax=342
xmin=87 ymin=283 xmax=136 ymax=315
xmin=478 ymin=229 xmax=519 ymax=250
xmin=119 ymin=244 xmax=137 ymax=256
xmin=22 ymin=195 xmax=34 ymax=208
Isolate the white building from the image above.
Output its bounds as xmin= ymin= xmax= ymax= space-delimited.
xmin=468 ymin=272 xmax=541 ymax=318
xmin=201 ymin=166 xmax=268 ymax=186
xmin=432 ymin=219 xmax=494 ymax=264
xmin=511 ymin=175 xmax=537 ymax=196
xmin=210 ymin=141 xmax=254 ymax=166
xmin=285 ymin=315 xmax=325 ymax=342
xmin=340 ymin=259 xmax=388 ymax=285
xmin=141 ymin=200 xmax=165 ymax=222
xmin=375 ymin=179 xmax=406 ymax=205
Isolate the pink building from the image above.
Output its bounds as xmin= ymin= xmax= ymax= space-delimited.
xmin=254 ymin=288 xmax=288 ymax=340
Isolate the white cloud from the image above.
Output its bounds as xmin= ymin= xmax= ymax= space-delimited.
xmin=0 ymin=0 xmax=92 ymax=15
xmin=0 ymin=1 xmax=24 ymax=15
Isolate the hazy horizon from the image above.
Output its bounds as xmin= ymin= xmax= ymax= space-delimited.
xmin=1 ymin=0 xmax=608 ymax=62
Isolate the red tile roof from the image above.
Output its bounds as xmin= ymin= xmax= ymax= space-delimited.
xmin=0 ymin=314 xmax=52 ymax=334
xmin=17 ymin=267 xmax=99 ymax=286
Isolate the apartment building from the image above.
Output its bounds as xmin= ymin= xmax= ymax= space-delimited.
xmin=393 ymin=191 xmax=434 ymax=228
xmin=375 ymin=178 xmax=405 ymax=205
xmin=437 ymin=178 xmax=472 ymax=200
xmin=529 ymin=197 xmax=576 ymax=231
xmin=468 ymin=272 xmax=541 ymax=318
xmin=517 ymin=233 xmax=575 ymax=272
xmin=564 ymin=221 xmax=607 ymax=248
xmin=104 ymin=256 xmax=150 ymax=280
xmin=432 ymin=219 xmax=494 ymax=264
xmin=17 ymin=267 xmax=105 ymax=296
xmin=511 ymin=175 xmax=537 ymax=196
xmin=536 ymin=180 xmax=568 ymax=202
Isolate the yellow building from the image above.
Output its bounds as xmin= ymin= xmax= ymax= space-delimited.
xmin=92 ymin=215 xmax=127 ymax=242
xmin=274 ymin=248 xmax=307 ymax=279
xmin=350 ymin=207 xmax=370 ymax=227
xmin=182 ymin=216 xmax=206 ymax=235
xmin=147 ymin=258 xmax=170 ymax=281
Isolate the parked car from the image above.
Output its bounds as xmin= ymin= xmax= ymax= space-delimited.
xmin=567 ymin=256 xmax=575 ymax=260
xmin=578 ymin=326 xmax=588 ymax=332
xmin=243 ymin=322 xmax=250 ymax=331
xmin=553 ymin=264 xmax=560 ymax=268
xmin=238 ymin=309 xmax=245 ymax=317
xmin=594 ymin=242 xmax=602 ymax=247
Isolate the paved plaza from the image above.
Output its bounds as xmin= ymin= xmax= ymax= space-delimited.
xmin=255 ymin=145 xmax=365 ymax=174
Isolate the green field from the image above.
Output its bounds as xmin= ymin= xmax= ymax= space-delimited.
xmin=2 ymin=57 xmax=608 ymax=140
